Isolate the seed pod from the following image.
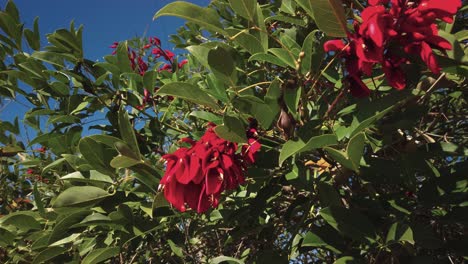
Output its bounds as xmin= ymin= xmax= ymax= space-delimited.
xmin=277 ymin=108 xmax=295 ymax=140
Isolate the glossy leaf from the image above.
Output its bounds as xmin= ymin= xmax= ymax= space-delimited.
xmin=228 ymin=0 xmax=256 ymax=21
xmin=154 ymin=1 xmax=226 ymax=35
xmin=309 ymin=0 xmax=347 ymax=37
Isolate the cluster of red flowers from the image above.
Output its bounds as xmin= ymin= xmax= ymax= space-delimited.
xmin=324 ymin=0 xmax=461 ymax=97
xmin=160 ymin=124 xmax=261 ymax=213
xmin=110 ymin=36 xmax=188 ymax=75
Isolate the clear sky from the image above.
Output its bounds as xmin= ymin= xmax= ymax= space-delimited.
xmin=10 ymin=0 xmax=210 ymax=60
xmin=0 ymin=0 xmax=210 ymax=140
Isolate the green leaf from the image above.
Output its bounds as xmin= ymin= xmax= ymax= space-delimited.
xmin=279 ymin=134 xmax=338 ymax=166
xmin=154 ymin=1 xmax=226 ymax=35
xmin=49 ymin=233 xmax=81 ymax=247
xmin=110 ymin=155 xmax=142 ymax=168
xmin=254 ymin=3 xmax=269 ymax=51
xmin=82 ymin=247 xmax=120 ymax=264
xmin=301 ymin=30 xmax=322 ymax=75
xmin=334 ymin=256 xmax=360 ymax=264
xmin=350 ymin=104 xmax=397 ymax=137
xmin=186 ymin=45 xmax=210 ymax=68
xmin=386 ymin=222 xmax=414 ymax=245
xmin=190 ymin=111 xmax=222 ymax=124
xmin=116 ymin=41 xmax=132 ymax=73
xmin=156 ymin=82 xmax=220 ymax=110
xmin=41 ymin=158 xmax=66 ymax=175
xmin=309 ymin=0 xmax=347 ymax=37
xmin=279 ymin=139 xmax=306 ymax=166
xmin=302 ymin=232 xmax=327 ymax=247
xmin=60 ymin=171 xmax=114 ymax=184
xmin=346 ymin=132 xmax=366 ymax=171
xmin=1 ymin=213 xmax=41 ymax=231
xmin=168 ymin=239 xmax=184 ymax=258
xmin=48 ymin=210 xmax=91 ymax=244
xmin=214 ymin=115 xmax=248 ymax=143
xmin=208 ymin=46 xmax=237 ymax=85
xmin=268 ymin=48 xmax=296 ymax=68
xmin=294 ymin=0 xmax=315 ymax=19
xmin=32 ymin=247 xmax=67 ymax=264
xmin=324 ymin=147 xmax=353 ymax=171
xmin=232 ymin=95 xmax=276 ymax=129
xmin=79 ymin=137 xmax=116 ymax=176
xmin=33 ymin=183 xmax=46 ymax=218
xmin=265 ymin=15 xmax=307 ymax=27
xmin=210 ymin=256 xmax=245 ymax=264
xmin=324 ymin=132 xmax=365 ymax=172
xmin=5 ymin=0 xmax=19 ymax=23
xmin=228 ymin=0 xmax=256 ymax=21
xmin=0 ymin=228 xmax=15 ymax=246
xmin=118 ymin=108 xmax=141 ymax=158
xmin=226 ymin=28 xmax=265 ymax=54
xmin=317 ymin=182 xmax=343 ymax=207
xmin=320 ymin=206 xmax=376 ymax=242
xmin=249 ymin=53 xmax=289 ymax=68
xmin=53 ymin=186 xmax=111 ymax=208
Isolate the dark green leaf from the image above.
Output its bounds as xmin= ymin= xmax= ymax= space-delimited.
xmin=118 ymin=108 xmax=141 ymax=157
xmin=318 ymin=182 xmax=343 ymax=207
xmin=48 ymin=210 xmax=91 ymax=244
xmin=320 ymin=206 xmax=376 ymax=242
xmin=208 ymin=46 xmax=236 ymax=85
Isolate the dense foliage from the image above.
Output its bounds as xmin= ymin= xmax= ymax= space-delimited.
xmin=0 ymin=0 xmax=467 ymax=263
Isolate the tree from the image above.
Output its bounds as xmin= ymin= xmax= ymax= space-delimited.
xmin=0 ymin=0 xmax=467 ymax=263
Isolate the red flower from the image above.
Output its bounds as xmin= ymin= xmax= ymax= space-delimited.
xmin=178 ymin=59 xmax=188 ymax=69
xmin=359 ymin=6 xmax=397 ymax=48
xmin=37 ymin=146 xmax=46 ymax=153
xmin=26 ymin=168 xmax=34 ymax=175
xmin=159 ymin=64 xmax=172 ymax=72
xmin=163 ymin=50 xmax=175 ymax=61
xmin=347 ymin=75 xmax=371 ymax=98
xmin=323 ymin=0 xmax=461 ymax=96
xmin=160 ymin=124 xmax=260 ymax=213
xmin=152 ymin=48 xmax=163 ymax=58
xmin=150 ymin=37 xmax=161 ymax=46
xmin=383 ymin=58 xmax=406 ymax=90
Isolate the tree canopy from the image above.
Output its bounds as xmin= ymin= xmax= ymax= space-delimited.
xmin=0 ymin=0 xmax=467 ymax=263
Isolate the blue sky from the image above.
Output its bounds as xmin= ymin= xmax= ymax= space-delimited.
xmin=11 ymin=0 xmax=210 ymax=60
xmin=1 ymin=0 xmax=210 ymax=141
